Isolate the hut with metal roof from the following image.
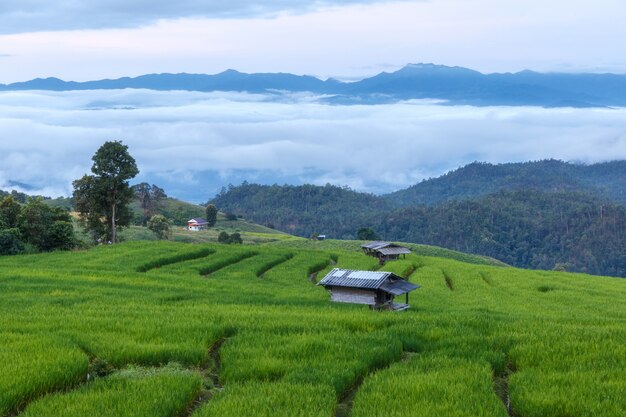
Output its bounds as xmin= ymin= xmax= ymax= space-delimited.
xmin=317 ymin=268 xmax=420 ymax=311
xmin=361 ymin=241 xmax=412 ymax=263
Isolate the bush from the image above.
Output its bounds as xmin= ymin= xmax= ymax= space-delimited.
xmin=47 ymin=221 xmax=76 ymax=250
xmin=0 ymin=228 xmax=24 ymax=255
xmin=218 ymin=231 xmax=231 ymax=243
xmin=229 ymin=232 xmax=243 ymax=244
xmin=147 ymin=215 xmax=171 ymax=240
xmin=217 ymin=231 xmax=243 ymax=244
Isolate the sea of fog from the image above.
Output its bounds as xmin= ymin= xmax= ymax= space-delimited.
xmin=0 ymin=89 xmax=625 ymax=202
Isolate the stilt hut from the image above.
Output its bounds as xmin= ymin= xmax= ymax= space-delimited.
xmin=361 ymin=241 xmax=411 ymax=264
xmin=317 ymin=268 xmax=420 ymax=311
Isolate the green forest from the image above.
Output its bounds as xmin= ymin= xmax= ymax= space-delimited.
xmin=210 ymin=161 xmax=626 ymax=277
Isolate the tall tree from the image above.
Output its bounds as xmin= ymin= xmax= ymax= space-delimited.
xmin=132 ymin=183 xmax=167 ymax=225
xmin=73 ymin=141 xmax=138 ymax=243
xmin=0 ymin=196 xmax=21 ymax=228
xmin=133 ymin=183 xmax=152 ymax=224
xmin=205 ymin=204 xmax=218 ymax=227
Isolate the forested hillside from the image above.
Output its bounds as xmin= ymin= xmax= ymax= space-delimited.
xmin=379 ymin=190 xmax=626 ymax=277
xmin=385 ymin=160 xmax=626 ymax=206
xmin=211 ymin=171 xmax=626 ymax=277
xmin=212 ymin=183 xmax=390 ymax=235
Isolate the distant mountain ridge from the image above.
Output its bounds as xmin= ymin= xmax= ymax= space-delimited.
xmin=3 ymin=64 xmax=626 ymax=107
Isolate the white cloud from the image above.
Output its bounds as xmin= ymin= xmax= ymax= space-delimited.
xmin=0 ymin=0 xmax=404 ymax=34
xmin=0 ymin=89 xmax=625 ymax=201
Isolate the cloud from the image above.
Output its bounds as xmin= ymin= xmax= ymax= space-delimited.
xmin=0 ymin=89 xmax=625 ymax=202
xmin=0 ymin=0 xmax=403 ymax=34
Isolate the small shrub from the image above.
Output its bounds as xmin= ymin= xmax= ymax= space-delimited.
xmin=218 ymin=231 xmax=231 ymax=244
xmin=229 ymin=233 xmax=243 ymax=244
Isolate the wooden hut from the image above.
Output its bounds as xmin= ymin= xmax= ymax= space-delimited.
xmin=361 ymin=241 xmax=411 ymax=263
xmin=317 ymin=268 xmax=420 ymax=311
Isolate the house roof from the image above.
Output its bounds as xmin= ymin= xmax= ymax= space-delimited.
xmin=188 ymin=218 xmax=208 ymax=224
xmin=360 ymin=242 xmax=411 ymax=255
xmin=377 ymin=246 xmax=412 ymax=255
xmin=361 ymin=241 xmax=392 ymax=250
xmin=379 ymin=279 xmax=420 ymax=295
xmin=318 ymin=268 xmax=419 ymax=294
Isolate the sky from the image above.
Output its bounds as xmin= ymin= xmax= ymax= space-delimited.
xmin=1 ymin=1 xmax=625 ymax=201
xmin=1 ymin=0 xmax=626 ymax=83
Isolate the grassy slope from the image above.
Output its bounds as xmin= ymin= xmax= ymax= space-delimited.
xmin=0 ymin=242 xmax=624 ymax=417
xmin=268 ymin=238 xmax=507 ymax=266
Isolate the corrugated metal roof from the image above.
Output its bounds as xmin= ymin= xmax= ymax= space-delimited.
xmin=378 ymin=247 xmax=412 ymax=255
xmin=361 ymin=241 xmax=411 ymax=254
xmin=318 ymin=268 xmax=390 ymax=289
xmin=379 ymin=280 xmax=420 ymax=295
xmin=318 ymin=269 xmax=419 ymax=295
xmin=347 ymin=270 xmax=386 ymax=280
xmin=360 ymin=241 xmax=392 ymax=250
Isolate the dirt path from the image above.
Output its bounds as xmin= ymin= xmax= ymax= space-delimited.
xmin=493 ymin=357 xmax=517 ymax=417
xmin=180 ymin=338 xmax=228 ymax=417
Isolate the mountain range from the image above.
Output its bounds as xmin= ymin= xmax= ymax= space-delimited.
xmin=3 ymin=64 xmax=626 ymax=107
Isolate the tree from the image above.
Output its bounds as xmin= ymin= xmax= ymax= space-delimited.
xmin=229 ymin=232 xmax=243 ymax=244
xmin=205 ymin=204 xmax=218 ymax=227
xmin=0 ymin=228 xmax=23 ymax=255
xmin=148 ymin=214 xmax=171 ymax=240
xmin=357 ymin=227 xmax=379 ymax=241
xmin=217 ymin=231 xmax=242 ymax=244
xmin=17 ymin=198 xmax=74 ymax=251
xmin=133 ymin=183 xmax=152 ymax=225
xmin=0 ymin=196 xmax=21 ymax=228
xmin=133 ymin=183 xmax=167 ymax=225
xmin=218 ymin=231 xmax=230 ymax=243
xmin=73 ymin=141 xmax=138 ymax=243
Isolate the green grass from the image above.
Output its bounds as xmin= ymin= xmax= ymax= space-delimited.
xmin=20 ymin=365 xmax=203 ymax=417
xmin=269 ymin=237 xmax=506 ymax=266
xmin=118 ymin=224 xmax=288 ymax=245
xmin=0 ymin=241 xmax=624 ymax=417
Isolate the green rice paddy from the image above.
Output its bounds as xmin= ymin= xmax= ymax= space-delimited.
xmin=0 ymin=240 xmax=624 ymax=416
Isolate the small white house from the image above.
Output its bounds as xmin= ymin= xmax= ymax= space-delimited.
xmin=187 ymin=218 xmax=209 ymax=231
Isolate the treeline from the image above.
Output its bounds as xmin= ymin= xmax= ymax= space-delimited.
xmin=211 ymin=184 xmax=626 ymax=277
xmin=0 ymin=189 xmax=50 ymax=204
xmin=212 ymin=183 xmax=390 ymax=238
xmin=0 ymin=196 xmax=74 ymax=255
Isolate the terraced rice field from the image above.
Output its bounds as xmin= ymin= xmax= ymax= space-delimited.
xmin=0 ymin=241 xmax=624 ymax=416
